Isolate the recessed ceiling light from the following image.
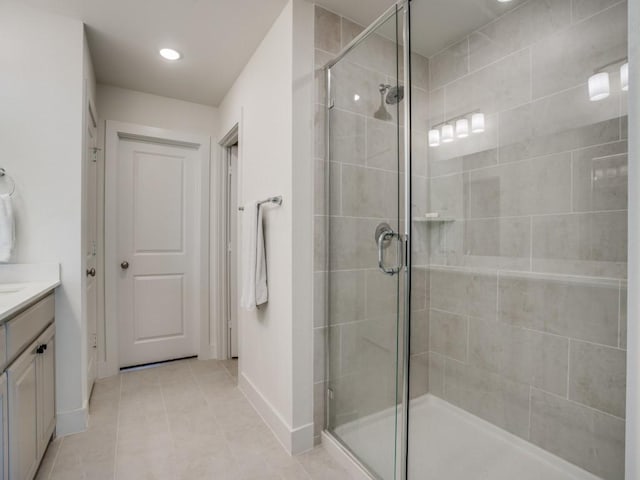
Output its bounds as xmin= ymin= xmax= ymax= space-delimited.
xmin=159 ymin=48 xmax=181 ymax=61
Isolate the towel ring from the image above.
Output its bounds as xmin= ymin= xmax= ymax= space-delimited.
xmin=0 ymin=168 xmax=16 ymax=197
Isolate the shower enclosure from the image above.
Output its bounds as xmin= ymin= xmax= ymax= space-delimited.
xmin=321 ymin=0 xmax=629 ymax=479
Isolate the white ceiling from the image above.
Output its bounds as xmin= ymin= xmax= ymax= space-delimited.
xmin=19 ymin=0 xmax=288 ymax=106
xmin=18 ymin=0 xmax=522 ymax=106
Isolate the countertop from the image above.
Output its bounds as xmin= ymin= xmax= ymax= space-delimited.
xmin=0 ymin=264 xmax=60 ymax=324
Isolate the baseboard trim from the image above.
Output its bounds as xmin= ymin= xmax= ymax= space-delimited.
xmin=55 ymin=406 xmax=88 ymax=436
xmin=238 ymin=372 xmax=314 ymax=455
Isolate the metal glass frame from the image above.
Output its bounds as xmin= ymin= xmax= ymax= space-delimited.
xmin=323 ymin=1 xmax=412 ymax=478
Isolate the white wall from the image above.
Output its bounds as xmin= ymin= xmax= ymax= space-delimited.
xmin=96 ymin=84 xmax=218 ymax=136
xmin=216 ymin=0 xmax=315 ymax=454
xmin=0 ymin=2 xmax=90 ymax=434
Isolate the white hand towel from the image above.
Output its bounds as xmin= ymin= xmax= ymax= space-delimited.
xmin=254 ymin=204 xmax=268 ymax=307
xmin=240 ymin=201 xmax=258 ymax=310
xmin=0 ymin=194 xmax=15 ymax=263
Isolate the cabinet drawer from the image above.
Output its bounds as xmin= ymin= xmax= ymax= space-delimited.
xmin=6 ymin=295 xmax=54 ymax=365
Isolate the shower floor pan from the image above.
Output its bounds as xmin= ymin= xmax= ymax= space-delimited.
xmin=334 ymin=394 xmax=602 ymax=480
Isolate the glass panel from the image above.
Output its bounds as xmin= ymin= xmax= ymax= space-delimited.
xmin=408 ymin=1 xmax=627 ymax=479
xmin=326 ymin=7 xmax=405 ymax=480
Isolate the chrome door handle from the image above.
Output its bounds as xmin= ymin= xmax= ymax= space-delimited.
xmin=377 ymin=230 xmax=403 ymax=276
xmin=120 ymin=261 xmax=129 ymax=270
xmin=86 ymin=267 xmax=96 ymax=277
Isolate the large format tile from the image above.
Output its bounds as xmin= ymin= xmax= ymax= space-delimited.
xmin=468 ymin=152 xmax=572 ymax=218
xmin=531 ymin=2 xmax=627 ymax=98
xmin=568 ymin=340 xmax=626 ymax=417
xmin=469 ymin=318 xmax=568 ymax=396
xmin=429 ymin=309 xmax=468 ymax=362
xmin=341 ymin=164 xmax=398 ymax=218
xmin=498 ymin=86 xmax=622 ymax=163
xmin=572 ymin=141 xmax=628 ymax=213
xmin=315 ymin=7 xmax=341 ymax=54
xmin=530 ymin=389 xmax=625 ymax=480
xmin=329 ymin=109 xmax=365 ymax=165
xmin=532 ymin=211 xmax=627 ymax=278
xmin=443 ymin=359 xmax=531 ymax=438
xmin=430 ymin=268 xmax=497 ymax=319
xmin=469 ymin=0 xmax=570 ymax=71
xmin=498 ymin=272 xmax=620 ymax=346
xmin=445 ymin=48 xmax=531 ymax=118
xmin=430 ymin=39 xmax=469 ymax=89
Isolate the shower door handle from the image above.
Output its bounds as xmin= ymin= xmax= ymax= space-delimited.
xmin=377 ymin=230 xmax=403 ymax=276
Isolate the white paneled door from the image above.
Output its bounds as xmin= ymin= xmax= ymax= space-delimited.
xmin=116 ymin=136 xmax=199 ymax=368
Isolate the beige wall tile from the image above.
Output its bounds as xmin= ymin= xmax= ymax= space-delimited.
xmin=530 ymin=389 xmax=625 ymax=480
xmin=572 ymin=141 xmax=628 ymax=212
xmin=446 ymin=49 xmax=531 ymax=117
xmin=444 ymin=359 xmax=531 ymax=438
xmin=430 ymin=268 xmax=497 ymax=319
xmin=430 ymin=39 xmax=469 ymax=89
xmin=469 ymin=0 xmax=570 ymax=71
xmin=499 ymin=272 xmax=620 ymax=346
xmin=468 ymin=153 xmax=571 ymax=217
xmin=469 ymin=318 xmax=568 ymax=395
xmin=315 ymin=7 xmax=341 ymax=54
xmin=531 ymin=2 xmax=627 ymax=98
xmin=429 ymin=309 xmax=468 ymax=361
xmin=532 ymin=211 xmax=627 ymax=278
xmin=569 ymin=340 xmax=626 ymax=417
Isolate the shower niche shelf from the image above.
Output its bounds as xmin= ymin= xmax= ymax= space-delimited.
xmin=413 ymin=217 xmax=455 ymax=224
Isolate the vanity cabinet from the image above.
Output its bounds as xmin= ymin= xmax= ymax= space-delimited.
xmin=0 ymin=373 xmax=8 ymax=480
xmin=4 ymin=295 xmax=55 ymax=480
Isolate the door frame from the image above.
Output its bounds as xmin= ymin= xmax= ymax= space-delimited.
xmin=212 ymin=124 xmax=240 ymax=360
xmin=100 ymin=121 xmax=211 ymax=378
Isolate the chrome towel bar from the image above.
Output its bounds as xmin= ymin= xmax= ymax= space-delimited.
xmin=238 ymin=195 xmax=283 ymax=212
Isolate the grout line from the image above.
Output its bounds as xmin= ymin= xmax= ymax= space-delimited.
xmin=112 ymin=372 xmax=122 ymax=480
xmin=527 ymin=385 xmax=533 ymax=441
xmin=566 ymin=339 xmax=572 ymax=400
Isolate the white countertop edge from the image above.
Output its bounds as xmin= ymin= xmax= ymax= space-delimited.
xmin=0 ymin=264 xmax=61 ymax=323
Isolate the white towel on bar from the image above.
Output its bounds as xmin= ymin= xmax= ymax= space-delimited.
xmin=240 ymin=202 xmax=268 ymax=310
xmin=0 ymin=194 xmax=15 ymax=263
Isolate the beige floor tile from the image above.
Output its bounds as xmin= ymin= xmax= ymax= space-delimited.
xmin=39 ymin=358 xmax=344 ymax=480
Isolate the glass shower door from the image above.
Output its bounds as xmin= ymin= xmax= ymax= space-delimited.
xmin=325 ymin=5 xmax=407 ymax=479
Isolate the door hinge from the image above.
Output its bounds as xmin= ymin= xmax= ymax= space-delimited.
xmin=91 ymin=147 xmax=101 ymax=163
xmin=90 ymin=334 xmax=97 ymax=348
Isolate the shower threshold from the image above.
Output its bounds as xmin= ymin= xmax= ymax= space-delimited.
xmin=327 ymin=395 xmax=602 ymax=480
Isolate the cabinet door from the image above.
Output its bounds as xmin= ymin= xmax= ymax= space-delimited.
xmin=8 ymin=345 xmax=38 ymax=480
xmin=0 ymin=373 xmax=8 ymax=480
xmin=37 ymin=326 xmax=55 ymax=456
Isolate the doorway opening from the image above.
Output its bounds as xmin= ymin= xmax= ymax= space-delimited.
xmin=226 ymin=142 xmax=239 ymax=359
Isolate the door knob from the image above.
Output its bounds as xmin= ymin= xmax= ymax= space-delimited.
xmin=86 ymin=267 xmax=96 ymax=277
xmin=121 ymin=261 xmax=130 ymax=270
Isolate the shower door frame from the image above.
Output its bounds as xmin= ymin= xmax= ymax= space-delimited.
xmin=323 ymin=1 xmax=413 ymax=479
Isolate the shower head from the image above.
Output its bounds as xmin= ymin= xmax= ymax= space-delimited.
xmin=385 ymin=85 xmax=404 ymax=105
xmin=373 ymin=84 xmax=404 ymax=120
xmin=374 ymin=84 xmax=392 ymax=121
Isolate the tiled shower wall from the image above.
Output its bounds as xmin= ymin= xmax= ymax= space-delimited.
xmin=314 ymin=1 xmax=627 ymax=479
xmin=423 ymin=1 xmax=627 ymax=479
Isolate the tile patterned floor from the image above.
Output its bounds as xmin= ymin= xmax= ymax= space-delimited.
xmin=35 ymin=358 xmax=354 ymax=480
